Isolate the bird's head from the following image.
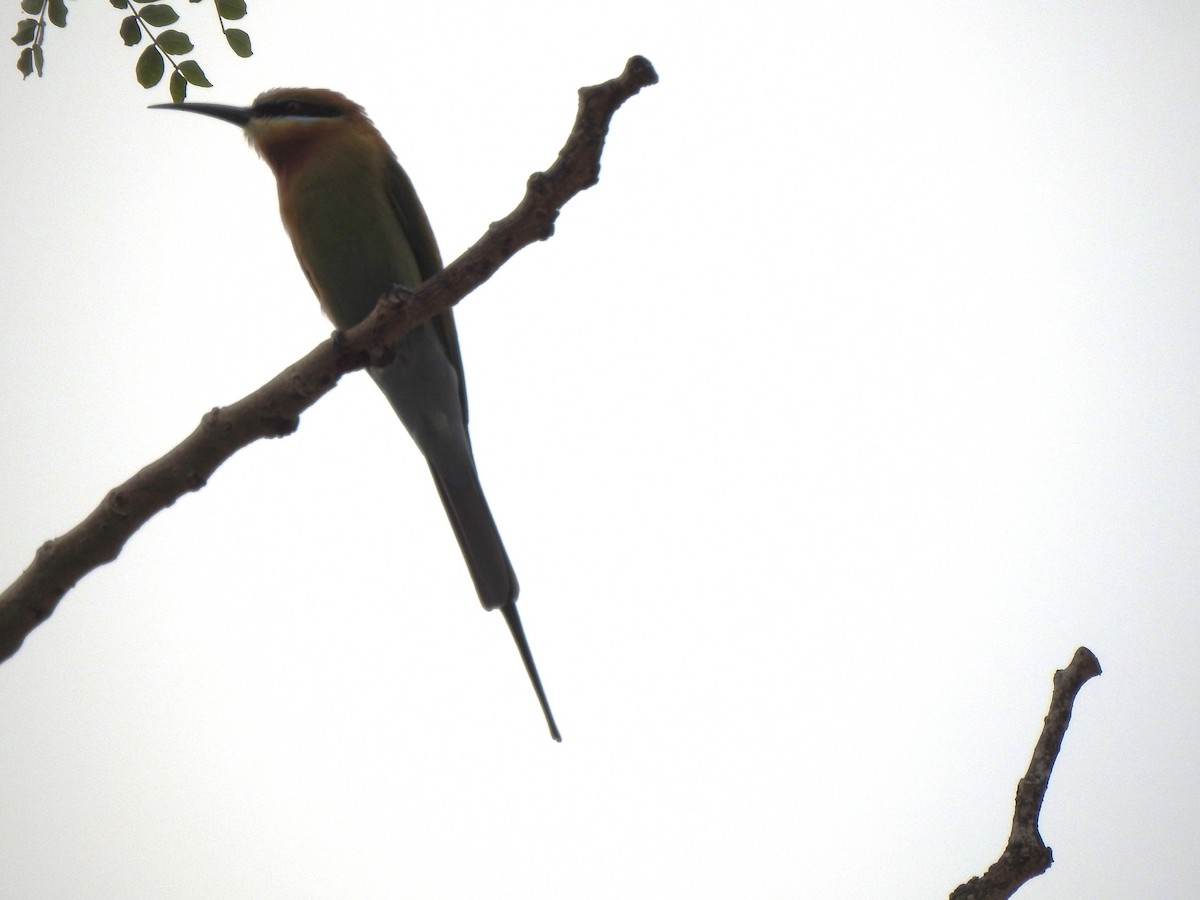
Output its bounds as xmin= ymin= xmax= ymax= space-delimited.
xmin=152 ymin=88 xmax=384 ymax=176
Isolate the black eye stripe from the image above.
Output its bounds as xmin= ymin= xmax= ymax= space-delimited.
xmin=253 ymin=99 xmax=342 ymax=120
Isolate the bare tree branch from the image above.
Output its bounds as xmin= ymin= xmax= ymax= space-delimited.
xmin=950 ymin=646 xmax=1103 ymax=900
xmin=0 ymin=55 xmax=659 ymax=665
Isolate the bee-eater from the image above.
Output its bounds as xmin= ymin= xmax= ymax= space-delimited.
xmin=153 ymin=89 xmax=560 ymax=741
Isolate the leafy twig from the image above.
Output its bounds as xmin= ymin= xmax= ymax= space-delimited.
xmin=11 ymin=0 xmax=251 ymax=99
xmin=12 ymin=0 xmax=69 ymax=79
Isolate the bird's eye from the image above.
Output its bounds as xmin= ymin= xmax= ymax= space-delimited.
xmin=285 ymin=100 xmax=301 ymax=114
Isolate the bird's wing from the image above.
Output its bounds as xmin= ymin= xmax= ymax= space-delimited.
xmin=383 ymin=155 xmax=443 ymax=280
xmin=384 ymin=155 xmax=469 ymax=424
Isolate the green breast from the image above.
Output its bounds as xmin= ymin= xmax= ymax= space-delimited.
xmin=284 ymin=157 xmax=424 ymax=330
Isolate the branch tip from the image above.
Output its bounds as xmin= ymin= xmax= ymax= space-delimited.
xmin=624 ymin=55 xmax=659 ymax=88
xmin=949 ymin=648 xmax=1102 ymax=900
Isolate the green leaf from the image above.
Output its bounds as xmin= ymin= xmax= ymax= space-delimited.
xmin=140 ymin=4 xmax=179 ymax=26
xmin=224 ymin=27 xmax=252 ymax=57
xmin=32 ymin=42 xmax=42 ymax=75
xmin=46 ymin=0 xmax=67 ymax=27
xmin=215 ymin=0 xmax=247 ymax=21
xmin=170 ymin=69 xmax=186 ymax=102
xmin=109 ymin=0 xmax=129 ymax=8
xmin=118 ymin=15 xmax=141 ymax=46
xmin=178 ymin=58 xmax=211 ymax=86
xmin=19 ymin=0 xmax=41 ymax=15
xmin=156 ymin=28 xmax=192 ymax=54
xmin=136 ymin=44 xmax=164 ymax=87
xmin=17 ymin=45 xmax=33 ymax=78
xmin=11 ymin=18 xmax=37 ymax=46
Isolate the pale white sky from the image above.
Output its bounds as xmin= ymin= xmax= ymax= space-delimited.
xmin=2 ymin=2 xmax=1199 ymax=897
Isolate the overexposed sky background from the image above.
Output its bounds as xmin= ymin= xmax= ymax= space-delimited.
xmin=3 ymin=2 xmax=1200 ymax=897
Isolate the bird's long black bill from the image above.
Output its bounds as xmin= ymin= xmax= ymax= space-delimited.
xmin=149 ymin=101 xmax=253 ymax=127
xmin=501 ymin=603 xmax=562 ymax=742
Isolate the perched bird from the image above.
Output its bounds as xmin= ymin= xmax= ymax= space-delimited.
xmin=153 ymin=89 xmax=560 ymax=741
